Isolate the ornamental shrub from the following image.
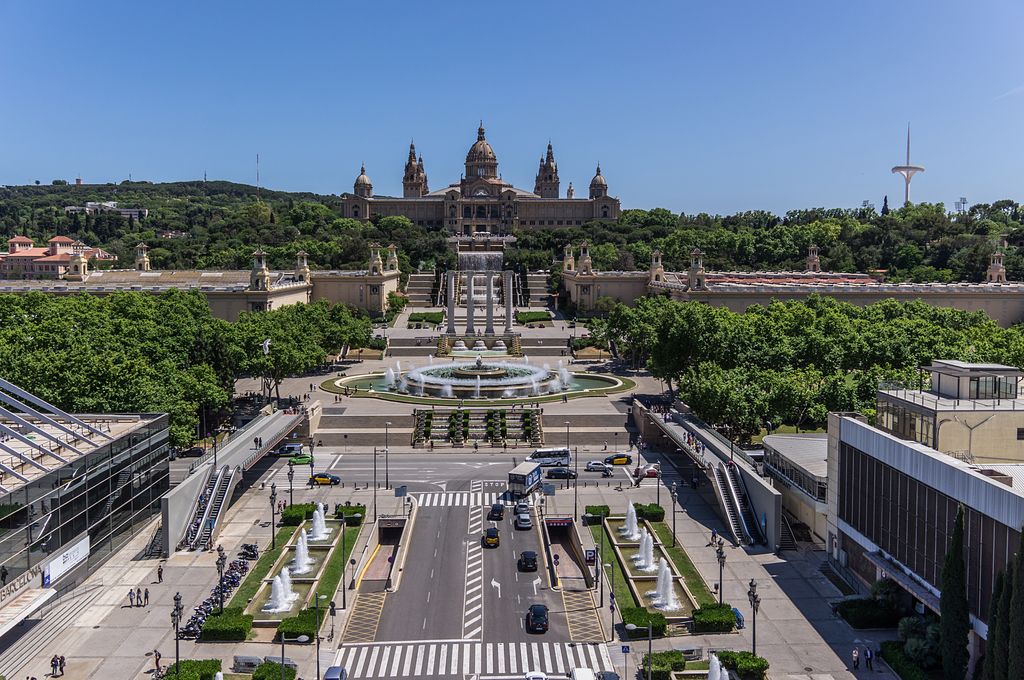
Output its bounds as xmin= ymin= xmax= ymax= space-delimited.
xmin=280 ymin=503 xmax=316 ymax=526
xmin=641 ymin=650 xmax=686 ymax=680
xmin=692 ymin=602 xmax=736 ymax=632
xmin=620 ymin=607 xmax=667 ymax=637
xmin=836 ymin=597 xmax=901 ymax=628
xmin=716 ymin=650 xmax=770 ymax=679
xmin=163 ymin=659 xmax=222 ymax=680
xmin=200 ymin=607 xmax=253 ymax=641
xmin=633 ymin=503 xmax=665 ymax=522
xmin=253 ymin=661 xmax=297 ymax=680
xmin=277 ymin=607 xmax=324 ymax=641
xmin=880 ymin=641 xmax=928 ymax=680
xmin=334 ymin=503 xmax=366 ymax=525
xmin=584 ymin=505 xmax=610 ymax=521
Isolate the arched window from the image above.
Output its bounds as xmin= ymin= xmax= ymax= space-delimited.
xmin=463 ymin=206 xmax=471 ymax=218
xmin=353 ymin=205 xmax=360 ymax=218
xmin=450 ymin=206 xmax=456 ymax=218
xmin=602 ymin=206 xmax=609 ymax=218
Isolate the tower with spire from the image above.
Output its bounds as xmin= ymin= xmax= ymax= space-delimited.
xmin=354 ymin=164 xmax=373 ymax=198
xmin=891 ymin=124 xmax=924 ymax=205
xmin=534 ymin=142 xmax=560 ymax=198
xmin=465 ymin=121 xmax=498 ymax=179
xmin=589 ymin=164 xmax=608 ymax=199
xmin=403 ymin=142 xmax=429 ymax=197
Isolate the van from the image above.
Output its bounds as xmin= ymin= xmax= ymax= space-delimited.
xmin=275 ymin=443 xmax=303 ymax=457
xmin=569 ymin=669 xmax=597 ymax=680
xmin=323 ymin=666 xmax=348 ymax=680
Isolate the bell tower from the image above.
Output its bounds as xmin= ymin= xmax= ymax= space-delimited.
xmin=987 ymin=250 xmax=1007 ymax=283
xmin=563 ymin=244 xmax=575 ymax=272
xmin=533 ymin=142 xmax=560 ymax=198
xmin=403 ymin=142 xmax=428 ymax=197
xmin=295 ymin=250 xmax=311 ymax=282
xmin=578 ymin=242 xmax=594 ymax=275
xmin=250 ymin=249 xmax=271 ymax=291
xmin=135 ymin=242 xmax=151 ymax=272
xmin=687 ymin=248 xmax=706 ymax=290
xmin=649 ymin=250 xmax=665 ymax=283
xmin=806 ymin=244 xmax=821 ymax=273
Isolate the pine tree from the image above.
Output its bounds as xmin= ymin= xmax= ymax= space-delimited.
xmin=983 ymin=571 xmax=1004 ymax=680
xmin=994 ymin=563 xmax=1013 ymax=680
xmin=940 ymin=506 xmax=970 ymax=680
xmin=881 ymin=195 xmax=890 ymax=215
xmin=1008 ymin=545 xmax=1024 ymax=679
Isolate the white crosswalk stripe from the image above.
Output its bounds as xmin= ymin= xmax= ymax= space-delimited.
xmin=334 ymin=641 xmax=613 ymax=678
xmin=415 ymin=491 xmax=503 ymax=507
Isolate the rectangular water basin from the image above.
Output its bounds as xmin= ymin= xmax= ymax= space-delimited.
xmin=630 ymin=578 xmax=694 ymax=616
xmin=305 ymin=519 xmax=344 ymax=546
xmin=282 ymin=546 xmax=331 ymax=579
xmin=250 ymin=580 xmax=314 ymax=622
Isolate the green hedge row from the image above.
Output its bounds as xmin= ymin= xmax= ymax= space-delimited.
xmin=281 ymin=503 xmax=317 ymax=526
xmin=584 ymin=505 xmax=610 ymax=522
xmin=633 ymin=502 xmax=665 ymax=522
xmin=335 ymin=503 xmax=366 ymax=525
xmin=253 ymin=661 xmax=297 ymax=680
xmin=200 ymin=607 xmax=253 ymax=641
xmin=409 ymin=311 xmax=443 ymax=324
xmin=621 ymin=607 xmax=667 ymax=637
xmin=640 ymin=650 xmax=687 ymax=680
xmin=277 ymin=607 xmax=325 ymax=641
xmin=837 ymin=597 xmax=901 ymax=629
xmin=164 ymin=659 xmax=222 ymax=680
xmin=515 ymin=311 xmax=552 ymax=324
xmin=692 ymin=602 xmax=736 ymax=632
xmin=716 ymin=650 xmax=770 ymax=680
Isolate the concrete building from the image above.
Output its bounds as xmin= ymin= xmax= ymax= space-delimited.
xmin=339 ymin=123 xmax=621 ymax=235
xmin=0 ymin=243 xmax=401 ymax=321
xmin=0 ymin=236 xmax=115 ymax=280
xmin=562 ymin=245 xmax=1024 ymax=328
xmin=0 ymin=378 xmax=170 ymax=637
xmin=762 ymin=433 xmax=828 ymax=543
xmin=63 ymin=201 xmax=149 ymax=220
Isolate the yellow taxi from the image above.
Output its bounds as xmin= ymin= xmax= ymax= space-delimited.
xmin=604 ymin=453 xmax=634 ymax=466
xmin=483 ymin=527 xmax=500 ymax=547
xmin=310 ymin=473 xmax=341 ymax=486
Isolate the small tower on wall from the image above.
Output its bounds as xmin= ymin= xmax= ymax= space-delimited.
xmin=295 ymin=250 xmax=311 ymax=282
xmin=578 ymin=242 xmax=594 ymax=275
xmin=806 ymin=244 xmax=821 ymax=273
xmin=688 ymin=248 xmax=706 ymax=290
xmin=135 ymin=242 xmax=151 ymax=271
xmin=354 ymin=164 xmax=373 ymax=198
xmin=66 ymin=252 xmax=88 ymax=281
xmin=385 ymin=244 xmax=400 ymax=272
xmin=566 ymin=182 xmax=575 ymax=199
xmin=649 ymin=250 xmax=665 ymax=283
xmin=369 ymin=243 xmax=384 ymax=276
xmin=403 ymin=143 xmax=428 ymax=197
xmin=987 ymin=251 xmax=1007 ymax=283
xmin=534 ymin=142 xmax=560 ymax=198
xmin=562 ymin=244 xmax=575 ymax=272
xmin=250 ymin=248 xmax=271 ymax=291
xmin=589 ymin=164 xmax=608 ymax=199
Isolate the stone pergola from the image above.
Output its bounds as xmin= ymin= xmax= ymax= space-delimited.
xmin=445 ymin=270 xmax=513 ymax=335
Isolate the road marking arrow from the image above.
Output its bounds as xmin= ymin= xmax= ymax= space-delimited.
xmin=532 ymin=577 xmax=542 ymax=595
xmin=491 ymin=578 xmax=501 ymax=599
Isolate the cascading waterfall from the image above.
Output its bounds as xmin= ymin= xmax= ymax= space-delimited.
xmin=708 ymin=654 xmax=723 ymax=680
xmin=474 ymin=376 xmax=482 ymax=399
xmin=620 ymin=502 xmax=641 ymax=540
xmin=652 ymin=557 xmax=681 ymax=611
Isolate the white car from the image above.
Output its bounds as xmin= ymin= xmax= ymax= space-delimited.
xmin=525 ymin=673 xmax=547 ymax=680
xmin=515 ymin=513 xmax=533 ymax=530
xmin=585 ymin=461 xmax=612 ymax=472
xmin=514 ymin=501 xmax=530 ymax=515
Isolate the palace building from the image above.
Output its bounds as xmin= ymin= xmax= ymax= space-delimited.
xmin=339 ymin=123 xmax=621 ymax=235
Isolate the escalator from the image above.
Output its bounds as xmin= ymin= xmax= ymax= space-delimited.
xmin=711 ymin=465 xmax=745 ymax=545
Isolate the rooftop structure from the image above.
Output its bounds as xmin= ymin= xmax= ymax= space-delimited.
xmin=1 ymin=236 xmax=114 ymax=280
xmin=63 ymin=201 xmax=149 ymax=220
xmin=763 ymin=433 xmax=828 ymax=541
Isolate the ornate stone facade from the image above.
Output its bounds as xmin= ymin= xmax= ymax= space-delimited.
xmin=339 ymin=123 xmax=621 ymax=235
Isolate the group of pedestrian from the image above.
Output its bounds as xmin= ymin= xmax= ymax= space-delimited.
xmin=127 ymin=586 xmax=150 ymax=608
xmin=277 ymin=499 xmax=288 ymax=513
xmin=253 ymin=436 xmax=264 ymax=450
xmin=47 ymin=655 xmax=66 ymax=676
xmin=851 ymin=646 xmax=874 ymax=670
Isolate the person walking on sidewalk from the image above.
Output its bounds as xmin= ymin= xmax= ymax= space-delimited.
xmin=157 ymin=564 xmax=164 ymax=583
xmin=58 ymin=655 xmax=65 ymax=675
xmin=128 ymin=589 xmax=135 ymax=607
xmin=50 ymin=656 xmax=59 ymax=676
xmin=136 ymin=587 xmax=142 ymax=607
xmin=154 ymin=650 xmax=162 ymax=673
xmin=144 ymin=588 xmax=150 ymax=606
xmin=852 ymin=647 xmax=860 ymax=669
xmin=864 ymin=646 xmax=873 ymax=670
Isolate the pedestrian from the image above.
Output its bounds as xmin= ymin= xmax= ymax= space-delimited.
xmin=852 ymin=647 xmax=859 ymax=669
xmin=603 ymin=441 xmax=608 ymax=451
xmin=50 ymin=656 xmax=58 ymax=676
xmin=128 ymin=589 xmax=135 ymax=607
xmin=1 ymin=565 xmax=7 ymax=585
xmin=144 ymin=588 xmax=150 ymax=606
xmin=865 ymin=647 xmax=873 ymax=670
xmin=154 ymin=650 xmax=162 ymax=673
xmin=157 ymin=564 xmax=164 ymax=583
xmin=58 ymin=656 xmax=65 ymax=675
xmin=709 ymin=528 xmax=718 ymax=546
xmin=136 ymin=587 xmax=142 ymax=607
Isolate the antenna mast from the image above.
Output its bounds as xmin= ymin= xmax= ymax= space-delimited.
xmin=256 ymin=153 xmax=260 ymax=202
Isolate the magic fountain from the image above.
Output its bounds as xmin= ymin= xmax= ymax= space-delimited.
xmin=620 ymin=503 xmax=641 ymax=541
xmin=633 ymin=529 xmax=657 ymax=572
xmin=310 ymin=502 xmax=332 ymax=541
xmin=386 ymin=356 xmax=575 ymax=399
xmin=651 ymin=557 xmax=681 ymax=611
xmin=263 ymin=571 xmax=297 ymax=612
xmin=291 ymin=529 xmax=313 ymax=574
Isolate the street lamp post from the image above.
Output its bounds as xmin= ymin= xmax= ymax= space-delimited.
xmin=625 ymin=622 xmax=653 ymax=680
xmin=385 ymin=421 xmax=392 ymax=488
xmin=670 ymin=482 xmax=678 ymax=547
xmin=748 ymin=578 xmax=761 ymax=656
xmin=314 ymin=594 xmax=327 ymax=680
xmin=716 ymin=544 xmax=726 ymax=605
xmin=565 ymin=421 xmax=577 ymax=521
xmin=372 ymin=447 xmax=378 ymax=522
xmin=171 ymin=591 xmax=183 ymax=677
xmin=287 ymin=461 xmax=294 ymax=506
xmin=269 ymin=483 xmax=278 ymax=549
xmin=216 ymin=553 xmax=227 ymax=614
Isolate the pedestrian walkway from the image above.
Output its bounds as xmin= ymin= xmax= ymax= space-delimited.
xmin=414 ymin=491 xmax=503 ymax=507
xmin=333 ymin=640 xmax=613 ymax=678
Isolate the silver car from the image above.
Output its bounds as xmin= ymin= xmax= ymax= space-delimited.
xmin=585 ymin=460 xmax=612 ymax=472
xmin=515 ymin=513 xmax=533 ymax=530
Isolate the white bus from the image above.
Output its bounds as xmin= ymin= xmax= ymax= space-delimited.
xmin=528 ymin=447 xmax=571 ymax=467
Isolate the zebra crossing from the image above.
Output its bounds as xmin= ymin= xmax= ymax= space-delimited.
xmin=415 ymin=491 xmax=503 ymax=507
xmin=463 ymin=480 xmax=486 ymax=639
xmin=333 ymin=640 xmax=614 ymax=678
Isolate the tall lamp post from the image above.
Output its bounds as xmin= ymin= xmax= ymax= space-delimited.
xmin=314 ymin=594 xmax=327 ymax=680
xmin=287 ymin=461 xmax=294 ymax=506
xmin=670 ymin=482 xmax=678 ymax=547
xmin=282 ymin=634 xmax=310 ymax=680
xmin=171 ymin=591 xmax=183 ymax=676
xmin=625 ymin=622 xmax=653 ymax=680
xmin=269 ymin=483 xmax=278 ymax=549
xmin=372 ymin=447 xmax=378 ymax=522
xmin=385 ymin=421 xmax=392 ymax=489
xmin=565 ymin=421 xmax=577 ymax=521
xmin=748 ymin=579 xmax=761 ymax=656
xmin=216 ymin=552 xmax=227 ymax=614
xmin=716 ymin=544 xmax=726 ymax=605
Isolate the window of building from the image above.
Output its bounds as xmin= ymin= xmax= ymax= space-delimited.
xmin=1017 ymin=428 xmax=1024 ymax=441
xmin=969 ymin=376 xmax=1016 ymax=400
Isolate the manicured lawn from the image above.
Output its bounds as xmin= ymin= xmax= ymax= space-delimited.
xmin=229 ymin=526 xmax=296 ymax=608
xmin=650 ymin=521 xmax=717 ymax=606
xmin=590 ymin=524 xmax=638 ymax=608
xmin=750 ymin=423 xmax=826 ymax=444
xmin=313 ymin=525 xmax=360 ymax=601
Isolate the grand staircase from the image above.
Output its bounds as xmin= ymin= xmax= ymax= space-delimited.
xmin=406 ymin=272 xmax=437 ymax=307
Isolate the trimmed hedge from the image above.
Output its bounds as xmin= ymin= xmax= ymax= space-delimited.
xmin=633 ymin=502 xmax=665 ymax=522
xmin=200 ymin=607 xmax=253 ymax=641
xmin=641 ymin=650 xmax=687 ymax=680
xmin=253 ymin=661 xmax=297 ymax=680
xmin=692 ymin=602 xmax=736 ymax=632
xmin=409 ymin=311 xmax=444 ymax=325
xmin=837 ymin=597 xmax=901 ymax=629
xmin=335 ymin=503 xmax=366 ymax=526
xmin=584 ymin=505 xmax=610 ymax=522
xmin=277 ymin=607 xmax=325 ymax=641
xmin=164 ymin=659 xmax=222 ymax=680
xmin=515 ymin=311 xmax=552 ymax=324
xmin=281 ymin=503 xmax=317 ymax=526
xmin=880 ymin=640 xmax=928 ymax=680
xmin=716 ymin=650 xmax=770 ymax=680
xmin=621 ymin=607 xmax=667 ymax=638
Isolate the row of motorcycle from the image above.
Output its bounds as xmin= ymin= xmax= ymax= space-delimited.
xmin=176 ymin=544 xmax=258 ymax=639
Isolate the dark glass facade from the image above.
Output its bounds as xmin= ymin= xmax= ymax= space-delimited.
xmin=876 ymin=397 xmax=935 ymax=447
xmin=0 ymin=415 xmax=170 ymax=582
xmin=838 ymin=441 xmax=1021 ymax=623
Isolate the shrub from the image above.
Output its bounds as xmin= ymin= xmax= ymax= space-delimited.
xmin=200 ymin=607 xmax=253 ymax=641
xmin=881 ymin=640 xmax=928 ymax=680
xmin=716 ymin=650 xmax=770 ymax=680
xmin=836 ymin=597 xmax=901 ymax=628
xmin=277 ymin=607 xmax=324 ymax=641
xmin=621 ymin=607 xmax=667 ymax=637
xmin=335 ymin=503 xmax=366 ymax=525
xmin=408 ymin=311 xmax=443 ymax=325
xmin=898 ymin=615 xmax=927 ymax=641
xmin=641 ymin=650 xmax=687 ymax=680
xmin=280 ymin=503 xmax=316 ymax=526
xmin=164 ymin=659 xmax=222 ymax=680
xmin=515 ymin=310 xmax=553 ymax=324
xmin=253 ymin=661 xmax=297 ymax=680
xmin=584 ymin=505 xmax=610 ymax=522
xmin=364 ymin=336 xmax=387 ymax=350
xmin=633 ymin=502 xmax=665 ymax=522
xmin=692 ymin=602 xmax=736 ymax=632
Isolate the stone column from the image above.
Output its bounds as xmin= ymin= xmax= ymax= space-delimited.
xmin=445 ymin=270 xmax=456 ymax=335
xmin=485 ymin=271 xmax=495 ymax=335
xmin=503 ymin=270 xmax=514 ymax=334
xmin=465 ymin=271 xmax=475 ymax=335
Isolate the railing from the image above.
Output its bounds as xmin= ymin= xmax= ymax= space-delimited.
xmin=878 ymin=387 xmax=1024 ymax=412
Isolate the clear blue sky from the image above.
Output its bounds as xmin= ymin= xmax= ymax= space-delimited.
xmin=2 ymin=1 xmax=1022 ymax=215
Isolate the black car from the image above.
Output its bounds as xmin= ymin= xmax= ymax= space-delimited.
xmin=526 ymin=603 xmax=549 ymax=633
xmin=597 ymin=673 xmax=622 ymax=680
xmin=546 ymin=467 xmax=577 ymax=479
xmin=488 ymin=503 xmax=505 ymax=521
xmin=178 ymin=447 xmax=204 ymax=458
xmin=518 ymin=550 xmax=538 ymax=571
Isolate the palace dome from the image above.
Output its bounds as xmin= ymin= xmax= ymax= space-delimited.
xmin=466 ymin=124 xmax=496 ymax=163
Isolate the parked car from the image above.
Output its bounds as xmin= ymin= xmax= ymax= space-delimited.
xmin=526 ymin=603 xmax=550 ymax=633
xmin=178 ymin=447 xmax=204 ymax=458
xmin=310 ymin=473 xmax=341 ymax=486
xmin=596 ymin=673 xmax=621 ymax=680
xmin=604 ymin=453 xmax=633 ymax=465
xmin=515 ymin=513 xmax=533 ymax=530
xmin=546 ymin=467 xmax=577 ymax=479
xmin=585 ymin=461 xmax=612 ymax=472
xmin=323 ymin=667 xmax=349 ymax=680
xmin=488 ymin=503 xmax=505 ymax=521
xmin=518 ymin=550 xmax=538 ymax=571
xmin=483 ymin=527 xmax=500 ymax=547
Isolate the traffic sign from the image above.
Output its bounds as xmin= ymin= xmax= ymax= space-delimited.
xmin=621 ymin=645 xmax=630 ymax=654
xmin=553 ymin=553 xmax=560 ymax=564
